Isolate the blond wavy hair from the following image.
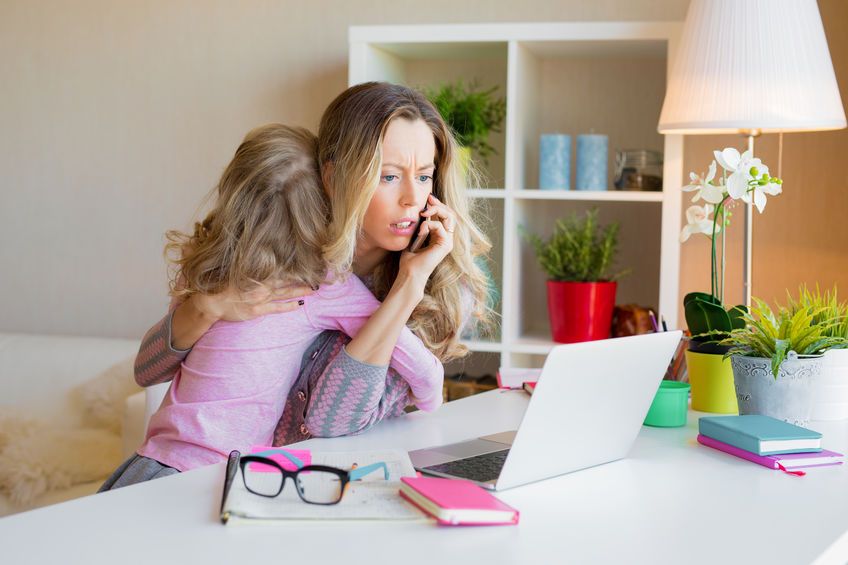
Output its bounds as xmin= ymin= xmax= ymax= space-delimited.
xmin=165 ymin=124 xmax=330 ymax=298
xmin=318 ymin=82 xmax=494 ymax=361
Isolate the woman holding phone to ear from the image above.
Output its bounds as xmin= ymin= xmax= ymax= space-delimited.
xmin=132 ymin=82 xmax=493 ymax=453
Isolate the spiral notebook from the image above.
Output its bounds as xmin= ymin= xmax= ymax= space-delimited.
xmin=220 ymin=448 xmax=425 ymax=524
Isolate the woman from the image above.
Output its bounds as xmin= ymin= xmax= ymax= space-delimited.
xmin=133 ymin=81 xmax=492 ymax=460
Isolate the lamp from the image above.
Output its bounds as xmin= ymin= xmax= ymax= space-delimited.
xmin=658 ymin=0 xmax=846 ymax=307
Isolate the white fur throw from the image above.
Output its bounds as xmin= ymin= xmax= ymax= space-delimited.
xmin=0 ymin=356 xmax=139 ymax=506
xmin=71 ymin=356 xmax=140 ymax=433
xmin=0 ymin=414 xmax=121 ymax=506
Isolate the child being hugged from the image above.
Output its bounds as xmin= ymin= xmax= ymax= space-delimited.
xmin=99 ymin=124 xmax=443 ymax=490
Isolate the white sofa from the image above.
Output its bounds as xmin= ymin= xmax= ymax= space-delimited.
xmin=0 ymin=332 xmax=143 ymax=517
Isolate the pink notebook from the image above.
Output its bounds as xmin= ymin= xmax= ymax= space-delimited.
xmin=698 ymin=434 xmax=843 ymax=472
xmin=399 ymin=476 xmax=519 ymax=526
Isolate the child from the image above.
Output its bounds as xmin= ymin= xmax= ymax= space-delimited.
xmin=99 ymin=124 xmax=442 ymax=490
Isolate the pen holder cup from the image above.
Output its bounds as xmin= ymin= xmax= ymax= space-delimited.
xmin=643 ymin=380 xmax=690 ymax=427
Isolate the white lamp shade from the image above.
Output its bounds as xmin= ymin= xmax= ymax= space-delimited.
xmin=658 ymin=0 xmax=847 ymax=134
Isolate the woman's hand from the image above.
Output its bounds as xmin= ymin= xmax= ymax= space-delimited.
xmin=344 ymin=194 xmax=454 ymax=366
xmin=399 ymin=193 xmax=456 ymax=289
xmin=170 ymin=282 xmax=314 ymax=350
xmin=191 ymin=282 xmax=315 ymax=322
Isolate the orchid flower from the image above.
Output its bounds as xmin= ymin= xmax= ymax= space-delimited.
xmin=682 ymin=160 xmax=725 ymax=204
xmin=748 ymin=178 xmax=783 ymax=213
xmin=714 ymin=147 xmax=779 ymax=213
xmin=680 ymin=204 xmax=720 ymax=243
xmin=681 ymin=146 xmax=783 ymax=303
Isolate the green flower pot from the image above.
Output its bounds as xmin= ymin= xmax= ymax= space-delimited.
xmin=644 ymin=380 xmax=690 ymax=427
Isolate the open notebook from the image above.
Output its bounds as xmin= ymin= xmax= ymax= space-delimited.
xmin=220 ymin=449 xmax=426 ymax=524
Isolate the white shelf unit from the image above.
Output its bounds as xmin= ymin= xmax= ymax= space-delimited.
xmin=349 ymin=22 xmax=683 ymax=373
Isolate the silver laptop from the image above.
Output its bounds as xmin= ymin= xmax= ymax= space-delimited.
xmin=409 ymin=331 xmax=683 ymax=491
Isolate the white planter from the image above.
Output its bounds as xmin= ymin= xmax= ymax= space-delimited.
xmin=811 ymin=349 xmax=848 ymax=421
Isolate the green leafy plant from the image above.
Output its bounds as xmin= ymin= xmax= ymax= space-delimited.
xmin=684 ymin=292 xmax=747 ymax=348
xmin=786 ymin=285 xmax=848 ymax=340
xmin=716 ymin=290 xmax=848 ymax=379
xmin=424 ymin=80 xmax=506 ymax=162
xmin=520 ymin=209 xmax=628 ymax=282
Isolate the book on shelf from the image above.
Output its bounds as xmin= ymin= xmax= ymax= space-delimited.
xmin=399 ymin=476 xmax=519 ymax=526
xmin=220 ymin=448 xmax=425 ymax=524
xmin=698 ymin=415 xmax=822 ymax=456
xmin=497 ymin=368 xmax=542 ymax=389
xmin=698 ymin=434 xmax=843 ymax=472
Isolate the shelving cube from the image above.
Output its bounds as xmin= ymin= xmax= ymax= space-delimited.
xmin=349 ymin=22 xmax=683 ymax=374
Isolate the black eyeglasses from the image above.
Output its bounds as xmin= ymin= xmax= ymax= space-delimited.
xmin=237 ymin=449 xmax=389 ymax=505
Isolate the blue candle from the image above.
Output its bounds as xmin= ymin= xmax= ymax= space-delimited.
xmin=539 ymin=134 xmax=570 ymax=190
xmin=576 ymin=134 xmax=608 ymax=191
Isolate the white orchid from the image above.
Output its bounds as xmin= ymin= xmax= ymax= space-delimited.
xmin=713 ymin=147 xmax=779 ymax=213
xmin=714 ymin=147 xmax=744 ymax=173
xmin=680 ymin=146 xmax=783 ymax=304
xmin=680 ymin=204 xmax=720 ymax=243
xmin=747 ymin=178 xmax=783 ymax=213
xmin=682 ymin=160 xmax=725 ymax=204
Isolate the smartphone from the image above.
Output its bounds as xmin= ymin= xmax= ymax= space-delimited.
xmin=408 ymin=203 xmax=429 ymax=253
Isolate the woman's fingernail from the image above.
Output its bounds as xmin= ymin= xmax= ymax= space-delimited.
xmin=298 ymin=300 xmax=305 ymax=306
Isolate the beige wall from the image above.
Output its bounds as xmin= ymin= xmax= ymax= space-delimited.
xmin=0 ymin=0 xmax=844 ymax=339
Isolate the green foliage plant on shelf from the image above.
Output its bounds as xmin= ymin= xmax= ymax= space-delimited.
xmin=714 ymin=287 xmax=848 ymax=379
xmin=423 ymin=80 xmax=506 ymax=163
xmin=680 ymin=147 xmax=784 ymax=348
xmin=520 ymin=208 xmax=628 ymax=282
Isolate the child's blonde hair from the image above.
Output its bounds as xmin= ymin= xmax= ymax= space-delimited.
xmin=166 ymin=124 xmax=330 ymax=298
xmin=318 ymin=82 xmax=494 ymax=361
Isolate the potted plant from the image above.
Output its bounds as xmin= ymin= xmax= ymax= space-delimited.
xmin=715 ymin=290 xmax=848 ymax=426
xmin=424 ymin=80 xmax=506 ymax=167
xmin=522 ymin=208 xmax=628 ymax=343
xmin=680 ymin=147 xmax=783 ymax=413
xmin=790 ymin=287 xmax=848 ymax=421
xmin=684 ymin=291 xmax=746 ymax=414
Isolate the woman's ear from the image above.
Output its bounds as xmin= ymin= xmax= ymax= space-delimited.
xmin=321 ymin=162 xmax=334 ymax=198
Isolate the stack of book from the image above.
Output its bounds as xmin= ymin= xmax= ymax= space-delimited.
xmin=697 ymin=415 xmax=843 ymax=475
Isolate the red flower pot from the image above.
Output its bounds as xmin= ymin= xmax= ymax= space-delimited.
xmin=546 ymin=281 xmax=617 ymax=343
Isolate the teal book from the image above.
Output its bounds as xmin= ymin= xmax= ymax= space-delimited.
xmin=698 ymin=415 xmax=822 ymax=456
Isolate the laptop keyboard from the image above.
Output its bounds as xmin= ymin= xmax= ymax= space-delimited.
xmin=422 ymin=449 xmax=510 ymax=483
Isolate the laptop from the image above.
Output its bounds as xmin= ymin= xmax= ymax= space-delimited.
xmin=409 ymin=331 xmax=683 ymax=491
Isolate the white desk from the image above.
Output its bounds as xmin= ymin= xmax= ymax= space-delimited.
xmin=2 ymin=389 xmax=847 ymax=565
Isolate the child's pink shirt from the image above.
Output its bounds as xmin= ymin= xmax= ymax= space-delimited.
xmin=137 ymin=275 xmax=443 ymax=471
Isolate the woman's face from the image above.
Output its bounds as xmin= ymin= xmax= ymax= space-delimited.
xmin=360 ymin=117 xmax=436 ymax=254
